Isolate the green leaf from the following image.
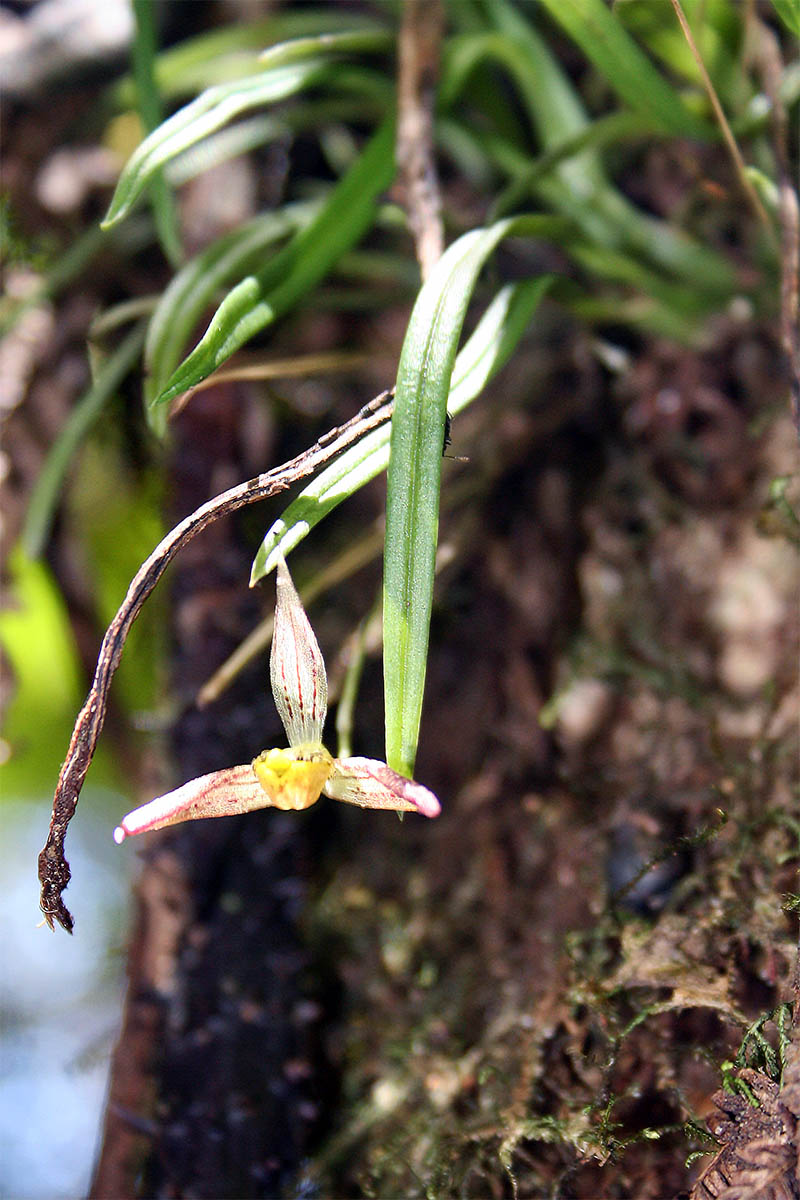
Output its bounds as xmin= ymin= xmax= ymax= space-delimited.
xmin=251 ymin=422 xmax=390 ymax=585
xmin=448 ymin=276 xmax=554 ymax=409
xmin=112 ymin=13 xmax=390 ymax=104
xmin=257 ymin=28 xmax=392 ymax=68
xmin=153 ymin=116 xmax=396 ymax=407
xmin=102 ymin=59 xmax=329 ymax=228
xmin=443 ymin=27 xmax=606 ymax=198
xmin=167 ymin=114 xmax=285 ymax=186
xmin=615 ymin=0 xmax=740 ymax=100
xmin=143 ymin=203 xmax=317 ymax=433
xmin=383 ymin=216 xmax=566 ymax=777
xmin=249 ymin=276 xmax=555 ymax=585
xmin=487 ymin=126 xmax=734 ymax=298
xmin=489 ymin=109 xmax=652 ymax=220
xmin=22 ymin=323 xmax=147 ymax=557
xmin=771 ymin=0 xmax=800 ymax=35
xmin=131 ymin=0 xmax=183 ymax=267
xmin=443 ymin=17 xmax=734 ymax=296
xmin=533 ymin=0 xmax=712 ymax=137
xmin=566 ymin=240 xmax=721 ymax=332
xmin=104 ymin=29 xmax=392 ymax=229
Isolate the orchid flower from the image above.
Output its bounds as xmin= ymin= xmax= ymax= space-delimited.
xmin=114 ymin=555 xmax=440 ymax=842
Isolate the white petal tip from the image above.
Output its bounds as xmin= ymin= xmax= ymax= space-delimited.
xmin=113 ymin=825 xmax=127 ymax=844
xmin=416 ymin=792 xmax=441 ymax=819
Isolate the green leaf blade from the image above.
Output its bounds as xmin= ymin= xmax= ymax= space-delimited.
xmin=154 ymin=116 xmax=396 ymax=407
xmin=250 ymin=276 xmax=556 ymax=586
xmin=143 ymin=204 xmax=315 ymax=433
xmin=770 ymin=0 xmax=800 ymax=36
xmin=383 ymin=216 xmax=565 ymax=777
xmin=534 ymin=0 xmax=712 ymax=138
xmin=443 ymin=14 xmax=732 ymax=297
xmin=22 ymin=323 xmax=147 ymax=557
xmin=250 ymin=423 xmax=390 ymax=585
xmin=131 ymin=0 xmax=183 ymax=267
xmin=102 ymin=60 xmax=327 ymax=229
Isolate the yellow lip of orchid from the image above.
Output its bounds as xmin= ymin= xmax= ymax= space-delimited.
xmin=252 ymin=744 xmax=334 ymax=811
xmin=114 ymin=552 xmax=440 ymax=842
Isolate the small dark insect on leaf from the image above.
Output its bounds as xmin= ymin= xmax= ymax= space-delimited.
xmin=442 ymin=412 xmax=468 ymax=462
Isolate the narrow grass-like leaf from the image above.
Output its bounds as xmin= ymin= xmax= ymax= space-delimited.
xmin=105 ymin=31 xmax=391 ymax=229
xmin=616 ymin=0 xmax=740 ymax=100
xmin=489 ymin=110 xmax=652 ymax=220
xmin=563 ymin=246 xmax=713 ymax=340
xmin=770 ymin=0 xmax=800 ymax=36
xmin=153 ymin=117 xmax=396 ymax=407
xmin=166 ymin=114 xmax=285 ymax=186
xmin=22 ymin=323 xmax=147 ymax=557
xmin=143 ymin=203 xmax=316 ymax=432
xmin=131 ymin=0 xmax=182 ymax=267
xmin=90 ymin=296 xmax=159 ymax=338
xmin=384 ymin=217 xmax=565 ymax=777
xmin=563 ymin=290 xmax=699 ymax=340
xmin=251 ymin=423 xmax=392 ymax=585
xmin=250 ymin=276 xmax=555 ymax=585
xmin=112 ymin=12 xmax=389 ymax=105
xmin=443 ymin=28 xmax=604 ymax=199
xmin=102 ymin=60 xmax=329 ymax=228
xmin=533 ymin=0 xmax=712 ymax=137
xmin=486 ymin=128 xmax=736 ymax=304
xmin=567 ymin=241 xmax=723 ymax=319
xmin=443 ymin=17 xmax=734 ymax=296
xmin=112 ymin=17 xmax=278 ymax=105
xmin=258 ymin=29 xmax=391 ymax=68
xmin=447 ymin=276 xmax=553 ymax=409
xmin=164 ymin=88 xmax=392 ymax=195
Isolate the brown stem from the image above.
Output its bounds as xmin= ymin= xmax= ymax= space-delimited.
xmin=670 ymin=0 xmax=774 ymax=239
xmin=396 ymin=0 xmax=445 ymax=280
xmin=38 ymin=391 xmax=394 ymax=933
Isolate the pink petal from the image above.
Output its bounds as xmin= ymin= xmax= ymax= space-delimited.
xmin=113 ymin=764 xmax=269 ymax=842
xmin=324 ymin=757 xmax=441 ymax=818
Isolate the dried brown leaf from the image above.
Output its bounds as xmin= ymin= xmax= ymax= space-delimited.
xmin=691 ymin=1069 xmax=799 ymax=1200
